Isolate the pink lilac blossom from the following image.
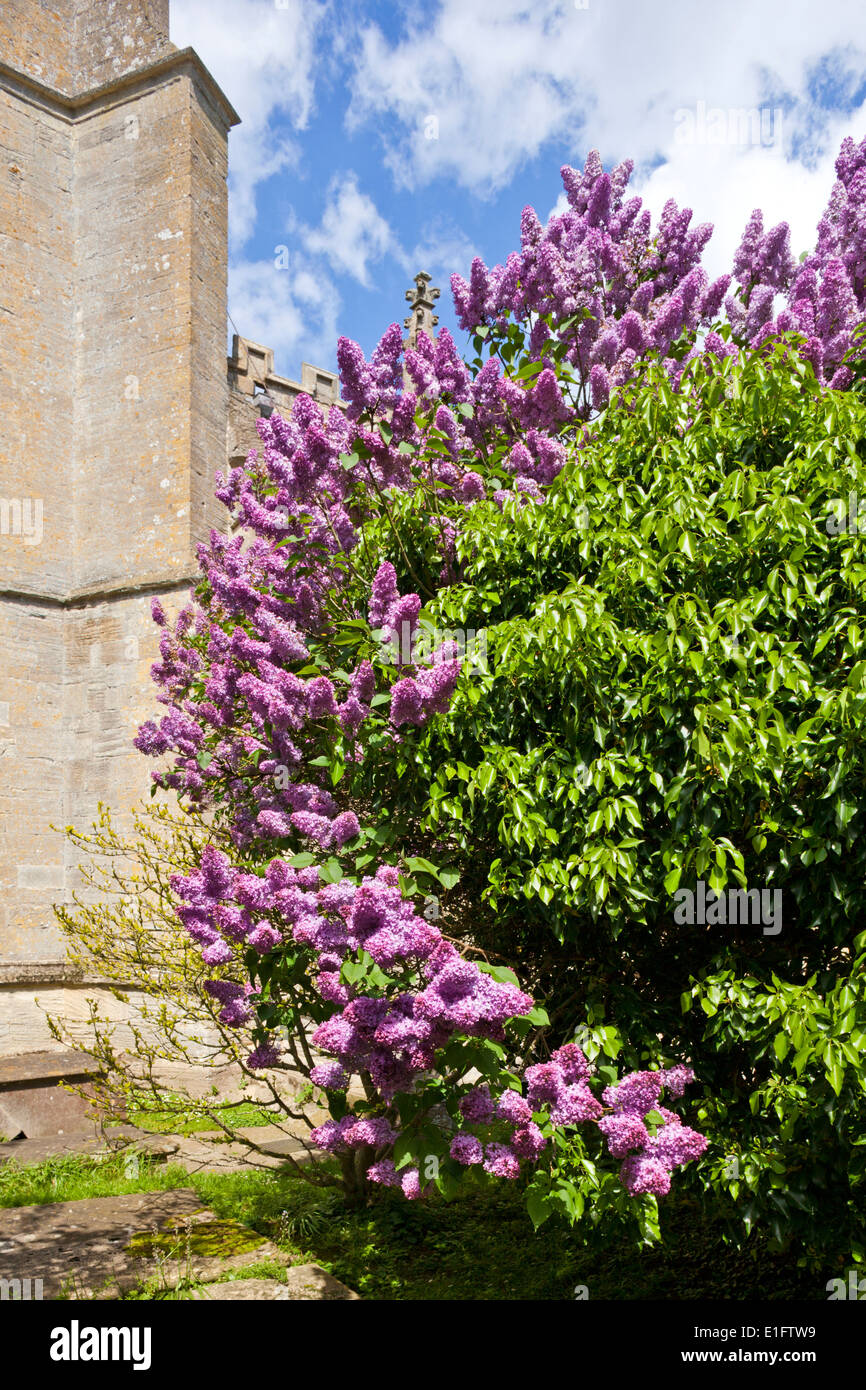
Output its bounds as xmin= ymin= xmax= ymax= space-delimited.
xmin=247 ymin=1043 xmax=281 ymax=1069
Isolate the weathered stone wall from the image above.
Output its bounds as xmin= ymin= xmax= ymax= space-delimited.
xmin=0 ymin=76 xmax=76 ymax=598
xmin=0 ymin=0 xmax=173 ymax=98
xmin=72 ymin=73 xmax=231 ymax=589
xmin=0 ymin=13 xmax=239 ymax=978
xmin=0 ymin=975 xmax=157 ymax=1057
xmin=0 ymin=599 xmax=67 ymax=962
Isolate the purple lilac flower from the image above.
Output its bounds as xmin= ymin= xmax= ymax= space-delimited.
xmin=366 ymin=1159 xmax=400 ymax=1188
xmin=653 ymin=1122 xmax=708 ymax=1168
xmin=598 ymin=1111 xmax=650 ymax=1159
xmin=401 ymin=1167 xmax=422 ymax=1200
xmin=497 ymin=1089 xmax=533 ymax=1124
xmin=620 ymin=1152 xmax=672 ymax=1196
xmin=550 ymin=1044 xmax=591 ymax=1084
xmin=550 ymin=1082 xmax=603 ymax=1126
xmin=459 ymin=1084 xmax=495 ymax=1123
xmin=602 ymin=1070 xmax=663 ymax=1116
xmin=483 ymin=1142 xmax=521 ymax=1179
xmin=247 ymin=1043 xmax=281 ymax=1069
xmin=450 ymin=1133 xmax=484 ymax=1165
xmin=661 ymin=1064 xmax=695 ymax=1098
xmin=310 ymin=1062 xmax=349 ymax=1090
xmin=510 ymin=1123 xmax=547 ymax=1160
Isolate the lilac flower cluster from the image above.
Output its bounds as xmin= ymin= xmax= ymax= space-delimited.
xmin=719 ymin=135 xmax=866 ymax=386
xmin=444 ymin=1049 xmax=705 ymax=1199
xmin=302 ymin=875 xmax=535 ymax=1108
xmin=597 ymin=1066 xmax=707 ymax=1195
xmin=172 ymin=846 xmax=533 ymax=1084
xmin=172 ymin=843 xmax=707 ymax=1202
xmin=448 ymin=1079 xmax=547 ymax=1174
xmin=451 ymin=148 xmax=726 ymax=420
xmin=452 ymin=136 xmax=866 ymax=411
xmin=135 ymin=557 xmax=458 ymax=851
xmin=367 ymin=561 xmax=462 ymax=725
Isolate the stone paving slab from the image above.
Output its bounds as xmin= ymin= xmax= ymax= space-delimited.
xmin=0 ymin=1129 xmax=179 ymax=1166
xmin=0 ymin=1189 xmax=288 ymax=1299
xmin=167 ymin=1122 xmax=325 ymax=1174
xmin=166 ymin=1136 xmax=289 ymax=1174
xmin=0 ymin=1051 xmax=101 ymax=1086
xmin=0 ymin=1115 xmax=324 ymax=1175
xmin=193 ymin=1267 xmax=359 ymax=1300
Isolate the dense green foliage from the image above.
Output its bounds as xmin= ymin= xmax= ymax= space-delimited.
xmin=347 ymin=342 xmax=866 ymax=1263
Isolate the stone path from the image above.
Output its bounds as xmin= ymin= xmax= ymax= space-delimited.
xmin=167 ymin=1124 xmax=324 ymax=1174
xmin=193 ymin=1269 xmax=359 ymax=1301
xmin=0 ymin=1128 xmax=179 ymax=1167
xmin=0 ymin=1117 xmax=325 ymax=1174
xmin=0 ymin=1189 xmax=356 ymax=1300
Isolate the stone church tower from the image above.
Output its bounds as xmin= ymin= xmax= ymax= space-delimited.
xmin=0 ymin=0 xmax=243 ymax=1048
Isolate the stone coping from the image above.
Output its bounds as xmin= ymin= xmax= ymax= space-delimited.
xmin=0 ymin=571 xmax=200 ymax=609
xmin=0 ymin=46 xmax=240 ymax=129
xmin=0 ymin=963 xmax=138 ymax=988
xmin=0 ymin=1049 xmax=102 ymax=1087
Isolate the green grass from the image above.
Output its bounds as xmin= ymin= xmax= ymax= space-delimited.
xmin=0 ymin=1151 xmax=192 ymax=1208
xmin=0 ymin=1151 xmax=829 ymax=1299
xmin=195 ymin=1173 xmax=825 ymax=1301
xmin=125 ymin=1096 xmax=275 ymax=1136
xmin=125 ymin=1103 xmax=273 ymax=1135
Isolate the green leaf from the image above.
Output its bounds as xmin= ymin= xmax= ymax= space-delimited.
xmin=526 ymin=1188 xmax=552 ymax=1230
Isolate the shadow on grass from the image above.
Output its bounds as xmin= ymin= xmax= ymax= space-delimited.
xmin=0 ymin=1152 xmax=828 ymax=1300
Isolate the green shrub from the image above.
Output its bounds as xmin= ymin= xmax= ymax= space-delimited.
xmin=356 ymin=342 xmax=866 ymax=1264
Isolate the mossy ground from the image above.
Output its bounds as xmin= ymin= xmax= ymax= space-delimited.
xmin=124 ymin=1217 xmax=266 ymax=1262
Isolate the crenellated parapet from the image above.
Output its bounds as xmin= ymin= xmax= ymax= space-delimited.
xmin=226 ymin=335 xmax=343 ymax=467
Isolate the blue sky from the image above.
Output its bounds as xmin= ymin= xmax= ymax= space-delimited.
xmin=170 ymin=0 xmax=866 ymax=377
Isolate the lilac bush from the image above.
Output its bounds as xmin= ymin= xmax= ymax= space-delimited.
xmin=135 ymin=131 xmax=866 ymax=1218
xmin=168 ymin=835 xmax=705 ymax=1207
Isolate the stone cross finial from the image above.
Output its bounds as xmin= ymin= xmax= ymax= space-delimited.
xmin=403 ymin=271 xmax=440 ymax=351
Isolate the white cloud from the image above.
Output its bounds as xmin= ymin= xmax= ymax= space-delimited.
xmin=348 ymin=0 xmax=866 ymax=270
xmin=347 ymin=0 xmax=596 ymax=193
xmin=407 ymin=223 xmax=478 ymax=285
xmin=171 ymin=0 xmax=326 ymax=248
xmin=299 ymin=173 xmax=395 ymax=286
xmin=228 ymin=254 xmax=340 ymax=372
